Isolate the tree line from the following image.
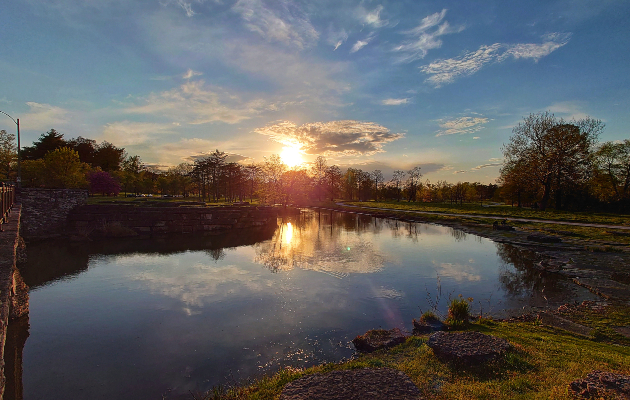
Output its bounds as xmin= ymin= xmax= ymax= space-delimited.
xmin=0 ymin=110 xmax=628 ymax=211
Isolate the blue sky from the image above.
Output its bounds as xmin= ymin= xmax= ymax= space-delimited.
xmin=1 ymin=0 xmax=629 ymax=182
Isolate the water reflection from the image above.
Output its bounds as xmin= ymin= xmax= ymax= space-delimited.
xmin=14 ymin=209 xmax=597 ymax=400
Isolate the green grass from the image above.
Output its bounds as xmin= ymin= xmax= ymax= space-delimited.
xmin=195 ymin=321 xmax=630 ymax=400
xmin=348 ymin=200 xmax=630 ymax=226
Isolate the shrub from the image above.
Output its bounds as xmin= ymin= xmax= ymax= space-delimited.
xmin=446 ymin=295 xmax=471 ymax=327
xmin=419 ymin=311 xmax=440 ymax=323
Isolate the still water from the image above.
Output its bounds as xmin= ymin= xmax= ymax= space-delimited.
xmin=12 ymin=209 xmax=594 ymax=400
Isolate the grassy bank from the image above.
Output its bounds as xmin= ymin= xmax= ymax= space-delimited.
xmin=198 ymin=315 xmax=630 ymax=400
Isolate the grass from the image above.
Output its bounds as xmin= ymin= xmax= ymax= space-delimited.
xmin=195 ymin=320 xmax=630 ymax=400
xmin=347 ymin=200 xmax=630 ymax=226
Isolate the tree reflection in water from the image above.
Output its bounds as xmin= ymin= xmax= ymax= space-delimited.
xmin=496 ymin=243 xmax=580 ymax=307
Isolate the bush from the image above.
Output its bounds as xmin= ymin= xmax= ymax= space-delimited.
xmin=419 ymin=311 xmax=440 ymax=323
xmin=446 ymin=295 xmax=471 ymax=327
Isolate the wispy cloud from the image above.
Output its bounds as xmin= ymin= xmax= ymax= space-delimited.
xmin=472 ymin=163 xmax=502 ymax=170
xmin=350 ymin=32 xmax=376 ymax=53
xmin=393 ymin=9 xmax=463 ymax=62
xmin=357 ymin=5 xmax=388 ymax=28
xmin=21 ymin=102 xmax=70 ymax=130
xmin=381 ymin=98 xmax=409 ymax=106
xmin=547 ymin=101 xmax=590 ymax=120
xmin=183 ymin=69 xmax=203 ymax=79
xmin=232 ymin=0 xmax=319 ymax=50
xmin=101 ymin=121 xmax=175 ymax=146
xmin=435 ymin=116 xmax=489 ymax=137
xmin=327 ymin=26 xmax=349 ymax=51
xmin=256 ymin=120 xmax=404 ymax=156
xmin=453 ymin=170 xmax=466 ymax=174
xmin=125 ymin=80 xmax=264 ymax=124
xmin=421 ymin=33 xmax=571 ymax=87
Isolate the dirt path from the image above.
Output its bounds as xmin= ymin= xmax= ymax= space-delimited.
xmin=336 ymin=203 xmax=630 ymax=230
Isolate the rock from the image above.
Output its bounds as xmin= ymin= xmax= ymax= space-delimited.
xmin=427 ymin=331 xmax=511 ymax=364
xmin=412 ymin=319 xmax=446 ymax=334
xmin=352 ymin=328 xmax=408 ymax=353
xmin=280 ymin=368 xmax=423 ymax=400
xmin=527 ymin=234 xmax=562 ymax=243
xmin=568 ymin=370 xmax=630 ymax=399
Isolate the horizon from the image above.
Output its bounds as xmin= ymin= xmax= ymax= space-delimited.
xmin=1 ymin=0 xmax=629 ymax=184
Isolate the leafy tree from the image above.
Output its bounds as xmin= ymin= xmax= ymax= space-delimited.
xmin=0 ymin=129 xmax=16 ymax=180
xmin=22 ymin=129 xmax=67 ymax=160
xmin=88 ymin=170 xmax=121 ymax=196
xmin=93 ymin=141 xmax=126 ymax=171
xmin=501 ymin=112 xmax=603 ymax=210
xmin=67 ymin=136 xmax=97 ymax=165
xmin=592 ymin=140 xmax=630 ymax=206
xmin=325 ymin=165 xmax=342 ymax=201
xmin=310 ymin=155 xmax=327 ymax=201
xmin=43 ymin=147 xmax=89 ymax=188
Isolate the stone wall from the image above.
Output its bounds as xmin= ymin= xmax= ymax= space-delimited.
xmin=0 ymin=205 xmax=29 ymax=399
xmin=17 ymin=188 xmax=88 ymax=240
xmin=67 ymin=204 xmax=277 ymax=238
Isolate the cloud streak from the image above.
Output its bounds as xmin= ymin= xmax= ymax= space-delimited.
xmin=232 ymin=0 xmax=319 ymax=50
xmin=256 ymin=120 xmax=404 ymax=156
xmin=381 ymin=98 xmax=409 ymax=106
xmin=394 ymin=9 xmax=463 ymax=62
xmin=435 ymin=116 xmax=489 ymax=137
xmin=421 ymin=33 xmax=571 ymax=87
xmin=125 ymin=80 xmax=265 ymax=124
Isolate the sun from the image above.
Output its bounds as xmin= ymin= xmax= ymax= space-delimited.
xmin=280 ymin=146 xmax=304 ymax=167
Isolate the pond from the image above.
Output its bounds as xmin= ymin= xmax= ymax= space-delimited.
xmin=11 ymin=209 xmax=596 ymax=400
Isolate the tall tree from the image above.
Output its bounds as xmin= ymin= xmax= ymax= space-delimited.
xmin=22 ymin=129 xmax=67 ymax=160
xmin=406 ymin=166 xmax=422 ymax=202
xmin=371 ymin=170 xmax=383 ymax=201
xmin=593 ymin=140 xmax=630 ymax=205
xmin=0 ymin=129 xmax=16 ymax=180
xmin=500 ymin=112 xmax=603 ymax=210
xmin=391 ymin=170 xmax=405 ymax=201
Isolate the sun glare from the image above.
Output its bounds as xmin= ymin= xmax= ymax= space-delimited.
xmin=280 ymin=146 xmax=304 ymax=167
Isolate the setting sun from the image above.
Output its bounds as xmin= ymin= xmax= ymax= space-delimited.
xmin=280 ymin=146 xmax=304 ymax=167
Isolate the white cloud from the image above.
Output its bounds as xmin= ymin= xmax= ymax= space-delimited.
xmin=356 ymin=5 xmax=388 ymax=28
xmin=381 ymin=98 xmax=409 ymax=106
xmin=421 ymin=33 xmax=571 ymax=87
xmin=472 ymin=163 xmax=502 ymax=170
xmin=350 ymin=32 xmax=376 ymax=53
xmin=232 ymin=0 xmax=319 ymax=50
xmin=21 ymin=102 xmax=70 ymax=130
xmin=327 ymin=26 xmax=349 ymax=51
xmin=547 ymin=101 xmax=589 ymax=120
xmin=125 ymin=80 xmax=264 ymax=124
xmin=473 ymin=137 xmax=480 ymax=139
xmin=435 ymin=116 xmax=489 ymax=137
xmin=101 ymin=121 xmax=175 ymax=146
xmin=183 ymin=69 xmax=203 ymax=79
xmin=393 ymin=9 xmax=463 ymax=62
xmin=256 ymin=120 xmax=404 ymax=156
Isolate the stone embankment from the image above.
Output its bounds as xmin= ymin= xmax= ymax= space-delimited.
xmin=18 ymin=188 xmax=88 ymax=240
xmin=67 ymin=204 xmax=278 ymax=238
xmin=0 ymin=205 xmax=29 ymax=399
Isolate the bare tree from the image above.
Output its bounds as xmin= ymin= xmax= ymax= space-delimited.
xmin=501 ymin=112 xmax=603 ymax=210
xmin=371 ymin=170 xmax=383 ymax=201
xmin=391 ymin=170 xmax=405 ymax=201
xmin=405 ymin=166 xmax=422 ymax=202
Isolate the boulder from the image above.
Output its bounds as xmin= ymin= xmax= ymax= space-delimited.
xmin=427 ymin=331 xmax=511 ymax=364
xmin=568 ymin=370 xmax=630 ymax=399
xmin=280 ymin=368 xmax=422 ymax=400
xmin=352 ymin=328 xmax=408 ymax=353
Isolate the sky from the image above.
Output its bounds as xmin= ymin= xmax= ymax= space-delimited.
xmin=1 ymin=0 xmax=629 ymax=183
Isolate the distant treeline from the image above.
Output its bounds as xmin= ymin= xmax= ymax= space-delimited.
xmin=0 ymin=110 xmax=628 ymax=212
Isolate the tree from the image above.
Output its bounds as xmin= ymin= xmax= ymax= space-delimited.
xmin=500 ymin=112 xmax=603 ymax=210
xmin=405 ymin=166 xmax=422 ymax=202
xmin=93 ymin=141 xmax=126 ymax=171
xmin=67 ymin=136 xmax=97 ymax=165
xmin=372 ymin=170 xmax=383 ymax=201
xmin=325 ymin=165 xmax=342 ymax=201
xmin=0 ymin=129 xmax=16 ymax=180
xmin=592 ymin=140 xmax=630 ymax=206
xmin=88 ymin=171 xmax=121 ymax=196
xmin=22 ymin=129 xmax=67 ymax=160
xmin=43 ymin=147 xmax=89 ymax=188
xmin=310 ymin=155 xmax=327 ymax=201
xmin=391 ymin=170 xmax=405 ymax=201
